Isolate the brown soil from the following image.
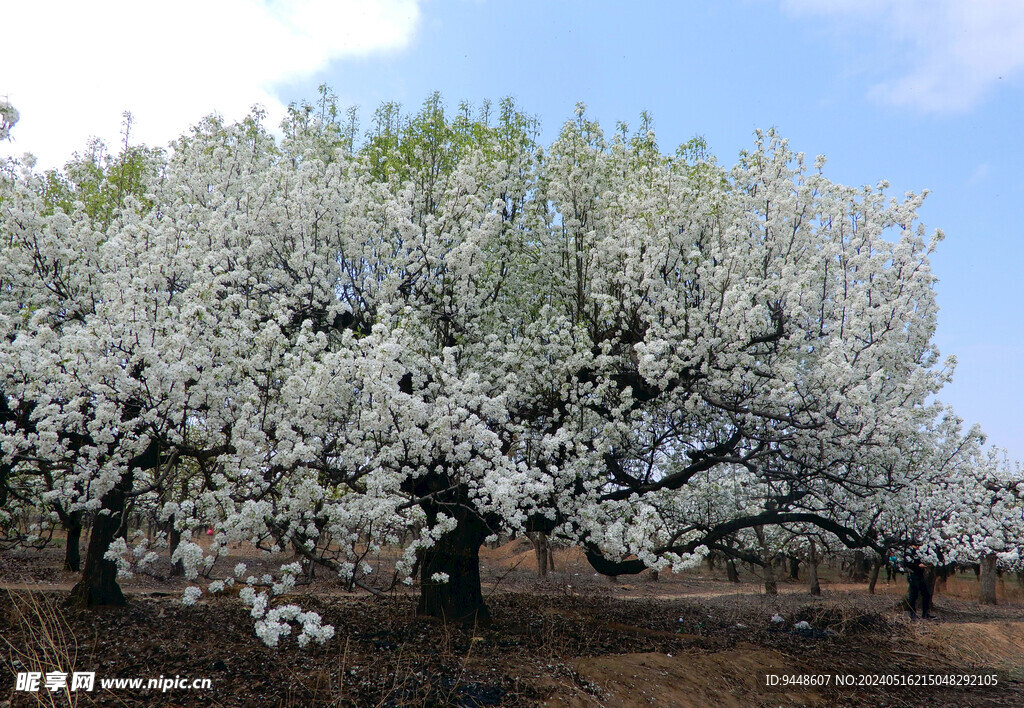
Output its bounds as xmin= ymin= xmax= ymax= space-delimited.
xmin=2 ymin=540 xmax=1024 ymax=707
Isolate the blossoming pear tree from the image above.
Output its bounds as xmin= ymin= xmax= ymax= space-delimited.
xmin=1 ymin=92 xmax=967 ymax=635
xmin=887 ymin=434 xmax=1024 ymax=604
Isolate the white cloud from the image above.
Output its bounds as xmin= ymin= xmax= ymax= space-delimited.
xmin=1 ymin=0 xmax=420 ymax=167
xmin=780 ymin=0 xmax=1024 ymax=112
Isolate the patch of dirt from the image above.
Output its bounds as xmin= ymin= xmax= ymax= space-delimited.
xmin=551 ymin=645 xmax=825 ymax=708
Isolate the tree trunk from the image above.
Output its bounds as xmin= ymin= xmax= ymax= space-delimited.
xmin=808 ymin=559 xmax=821 ymax=596
xmin=69 ymin=476 xmax=131 ymax=607
xmin=726 ymin=558 xmax=740 ymax=583
xmin=926 ymin=565 xmax=938 ymax=601
xmin=529 ymin=532 xmax=549 ymax=578
xmin=117 ymin=502 xmax=131 ymax=542
xmin=63 ymin=510 xmax=83 ymax=572
xmin=754 ymin=526 xmax=777 ymax=595
xmin=808 ymin=540 xmax=821 ymax=596
xmin=849 ymin=550 xmax=868 ymax=582
xmin=168 ymin=516 xmax=184 ymax=577
xmin=52 ymin=502 xmax=83 ymax=572
xmin=418 ymin=508 xmax=490 ymax=625
xmin=979 ymin=553 xmax=998 ymax=605
xmin=788 ymin=556 xmax=800 ymax=580
xmin=867 ymin=556 xmax=882 ymax=595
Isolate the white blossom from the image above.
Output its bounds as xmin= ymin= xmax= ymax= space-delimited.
xmin=182 ymin=587 xmax=202 ymax=607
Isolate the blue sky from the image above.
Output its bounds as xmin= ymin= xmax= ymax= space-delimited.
xmin=4 ymin=0 xmax=1023 ymax=459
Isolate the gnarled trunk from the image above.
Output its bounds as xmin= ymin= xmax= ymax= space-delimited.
xmin=418 ymin=506 xmax=490 ymax=625
xmin=67 ymin=431 xmax=158 ymax=607
xmin=69 ymin=475 xmax=131 ymax=607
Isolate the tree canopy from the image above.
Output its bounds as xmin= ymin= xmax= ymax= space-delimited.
xmin=2 ymin=91 xmax=1018 ymax=639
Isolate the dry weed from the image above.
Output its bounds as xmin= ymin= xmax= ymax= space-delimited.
xmin=2 ymin=590 xmax=81 ymax=706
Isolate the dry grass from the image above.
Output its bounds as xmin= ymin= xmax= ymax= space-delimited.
xmin=1 ymin=589 xmax=82 ymax=706
xmin=932 ymin=573 xmax=1024 ymax=604
xmin=914 ymin=619 xmax=1024 ymax=680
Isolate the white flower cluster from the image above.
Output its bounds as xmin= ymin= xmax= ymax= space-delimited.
xmin=170 ymin=541 xmax=212 ymax=580
xmin=0 ymin=100 xmax=17 ymax=141
xmin=103 ymin=536 xmax=160 ymax=579
xmin=182 ymin=587 xmax=202 ymax=607
xmin=253 ymin=605 xmax=335 ymax=648
xmin=207 ymin=578 xmax=235 ymax=594
xmin=238 ymin=579 xmax=335 ymax=648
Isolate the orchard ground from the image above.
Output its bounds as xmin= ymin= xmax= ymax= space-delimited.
xmin=4 ymin=539 xmax=1024 ymax=707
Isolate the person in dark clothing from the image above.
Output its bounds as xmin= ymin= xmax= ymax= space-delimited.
xmin=904 ymin=545 xmax=933 ymax=619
